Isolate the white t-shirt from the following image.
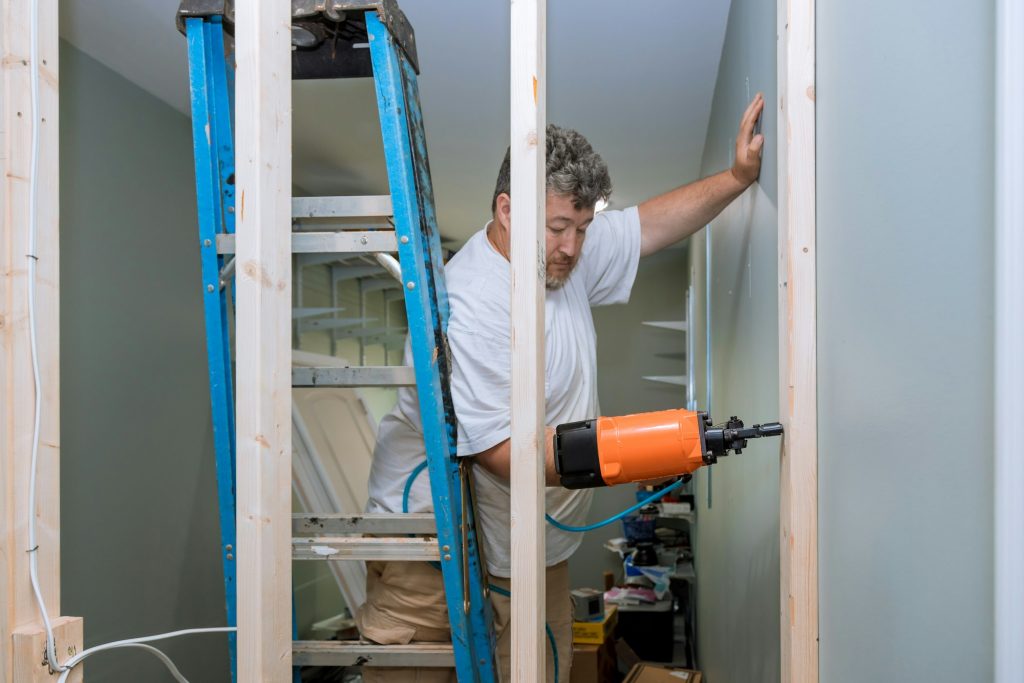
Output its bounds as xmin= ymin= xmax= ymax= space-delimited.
xmin=365 ymin=206 xmax=642 ymax=577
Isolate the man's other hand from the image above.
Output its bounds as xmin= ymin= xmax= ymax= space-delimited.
xmin=731 ymin=93 xmax=765 ymax=187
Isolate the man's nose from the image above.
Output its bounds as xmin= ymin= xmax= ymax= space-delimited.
xmin=559 ymin=230 xmax=581 ymax=258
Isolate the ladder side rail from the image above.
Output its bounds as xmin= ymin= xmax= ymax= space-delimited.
xmin=394 ymin=36 xmax=498 ymax=673
xmin=205 ymin=17 xmax=238 ymax=469
xmin=184 ymin=17 xmax=238 ymax=681
xmin=367 ymin=12 xmax=498 ymax=683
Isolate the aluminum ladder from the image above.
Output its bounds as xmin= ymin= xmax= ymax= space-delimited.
xmin=178 ymin=2 xmax=499 ymax=680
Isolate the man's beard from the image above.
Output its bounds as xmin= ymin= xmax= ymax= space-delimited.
xmin=545 ymin=260 xmax=576 ymax=289
xmin=546 ymin=273 xmax=569 ymax=289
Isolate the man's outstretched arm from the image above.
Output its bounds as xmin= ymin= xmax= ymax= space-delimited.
xmin=638 ymin=93 xmax=766 ymax=257
xmin=473 ymin=427 xmax=561 ymax=486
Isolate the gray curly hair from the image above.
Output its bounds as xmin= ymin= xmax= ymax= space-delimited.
xmin=491 ymin=124 xmax=612 ymax=213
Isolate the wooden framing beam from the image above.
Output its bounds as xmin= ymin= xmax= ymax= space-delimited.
xmin=995 ymin=0 xmax=1024 ymax=679
xmin=235 ymin=0 xmax=293 ymax=679
xmin=2 ymin=1 xmax=83 ymax=680
xmin=777 ymin=0 xmax=818 ymax=680
xmin=509 ymin=0 xmax=546 ymax=680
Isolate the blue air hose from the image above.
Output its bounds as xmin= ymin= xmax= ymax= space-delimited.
xmin=401 ymin=461 xmax=685 ymax=683
xmin=402 ymin=459 xmax=686 ymax=531
xmin=488 ymin=584 xmax=559 ymax=680
xmin=543 ymin=476 xmax=687 ymax=532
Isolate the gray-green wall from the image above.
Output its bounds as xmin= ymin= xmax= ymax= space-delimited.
xmin=688 ymin=0 xmax=781 ymax=680
xmin=817 ymin=3 xmax=994 ymax=681
xmin=572 ymin=248 xmax=690 ymax=591
xmin=60 ymin=42 xmax=230 ymax=682
xmin=691 ymin=1 xmax=996 ymax=682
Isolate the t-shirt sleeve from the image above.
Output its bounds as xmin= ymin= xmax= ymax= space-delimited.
xmin=579 ymin=206 xmax=643 ymax=306
xmin=448 ymin=323 xmax=512 ymax=457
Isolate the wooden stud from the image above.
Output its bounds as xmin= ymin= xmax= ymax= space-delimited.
xmin=777 ymin=0 xmax=819 ymax=681
xmin=995 ymin=0 xmax=1024 ymax=679
xmin=509 ymin=0 xmax=546 ymax=680
xmin=234 ymin=0 xmax=293 ymax=680
xmin=12 ymin=617 xmax=84 ymax=683
xmin=2 ymin=1 xmax=83 ymax=680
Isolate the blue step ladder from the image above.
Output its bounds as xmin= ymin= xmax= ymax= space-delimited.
xmin=177 ymin=2 xmax=499 ymax=681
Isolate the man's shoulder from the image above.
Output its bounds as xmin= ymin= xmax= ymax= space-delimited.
xmin=445 ymin=229 xmax=510 ymax=332
xmin=447 ymin=231 xmax=509 ymax=295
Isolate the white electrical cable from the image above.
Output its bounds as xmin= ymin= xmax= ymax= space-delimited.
xmin=23 ymin=3 xmax=237 ymax=680
xmin=55 ymin=627 xmax=237 ymax=683
xmin=61 ymin=644 xmax=186 ymax=683
xmin=24 ymin=0 xmax=65 ymax=673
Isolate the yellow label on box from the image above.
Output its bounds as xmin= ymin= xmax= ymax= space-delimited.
xmin=572 ymin=605 xmax=617 ymax=644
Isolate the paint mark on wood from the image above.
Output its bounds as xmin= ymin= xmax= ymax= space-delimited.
xmin=533 ymin=76 xmax=538 ymax=104
xmin=311 ymin=545 xmax=338 ymax=557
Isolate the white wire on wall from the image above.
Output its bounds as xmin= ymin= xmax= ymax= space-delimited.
xmin=23 ymin=1 xmax=235 ymax=679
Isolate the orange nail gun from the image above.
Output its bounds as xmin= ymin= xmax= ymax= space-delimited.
xmin=554 ymin=409 xmax=783 ymax=489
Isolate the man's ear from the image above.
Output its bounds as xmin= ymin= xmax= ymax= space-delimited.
xmin=495 ymin=193 xmax=512 ymax=230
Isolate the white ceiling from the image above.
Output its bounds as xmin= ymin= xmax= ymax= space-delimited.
xmin=60 ymin=1 xmax=730 ymax=245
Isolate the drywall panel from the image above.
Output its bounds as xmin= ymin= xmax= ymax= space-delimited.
xmin=688 ymin=0 xmax=780 ymax=680
xmin=817 ymin=3 xmax=994 ymax=681
xmin=59 ymin=42 xmax=229 ymax=681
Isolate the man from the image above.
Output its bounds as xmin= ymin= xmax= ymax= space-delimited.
xmin=357 ymin=93 xmax=766 ymax=682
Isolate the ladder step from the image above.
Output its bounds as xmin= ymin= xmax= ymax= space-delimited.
xmin=292 ymin=195 xmax=393 ymax=219
xmin=292 ymin=641 xmax=454 ymax=668
xmin=293 ymin=536 xmax=440 ymax=562
xmin=292 ymin=366 xmax=416 ymax=387
xmin=294 ymin=513 xmax=437 ymax=536
xmin=217 ymin=231 xmax=397 ymax=254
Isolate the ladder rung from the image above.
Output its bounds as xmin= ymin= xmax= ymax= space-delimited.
xmin=292 ymin=366 xmax=416 ymax=387
xmin=292 ymin=195 xmax=393 ymax=218
xmin=217 ymin=231 xmax=397 ymax=254
xmin=292 ymin=641 xmax=454 ymax=667
xmin=293 ymin=536 xmax=440 ymax=562
xmin=293 ymin=513 xmax=437 ymax=536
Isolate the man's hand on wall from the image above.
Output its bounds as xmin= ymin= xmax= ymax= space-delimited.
xmin=731 ymin=93 xmax=766 ymax=187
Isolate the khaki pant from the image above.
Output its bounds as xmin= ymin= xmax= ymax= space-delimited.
xmin=356 ymin=560 xmax=573 ymax=683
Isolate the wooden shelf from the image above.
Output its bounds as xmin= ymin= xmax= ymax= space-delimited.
xmin=642 ymin=320 xmax=688 ymax=332
xmin=642 ymin=375 xmax=688 ymax=387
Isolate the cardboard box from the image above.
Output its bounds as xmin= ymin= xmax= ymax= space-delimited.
xmin=572 ymin=605 xmax=618 ymax=645
xmin=570 ymin=641 xmax=617 ymax=683
xmin=623 ymin=662 xmax=703 ymax=683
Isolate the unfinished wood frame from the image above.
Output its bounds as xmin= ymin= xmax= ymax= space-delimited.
xmin=995 ymin=0 xmax=1024 ymax=679
xmin=234 ymin=0 xmax=293 ymax=679
xmin=509 ymin=0 xmax=546 ymax=679
xmin=2 ymin=1 xmax=84 ymax=680
xmin=777 ymin=0 xmax=818 ymax=681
